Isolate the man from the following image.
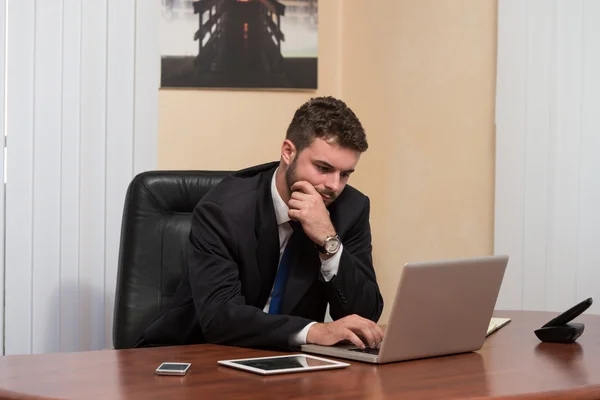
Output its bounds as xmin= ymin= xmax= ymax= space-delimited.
xmin=137 ymin=96 xmax=384 ymax=351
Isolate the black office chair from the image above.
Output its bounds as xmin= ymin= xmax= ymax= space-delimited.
xmin=112 ymin=170 xmax=231 ymax=349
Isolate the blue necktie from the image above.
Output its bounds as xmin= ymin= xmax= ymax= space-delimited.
xmin=269 ymin=223 xmax=299 ymax=314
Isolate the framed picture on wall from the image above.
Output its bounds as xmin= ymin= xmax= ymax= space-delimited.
xmin=160 ymin=0 xmax=318 ymax=90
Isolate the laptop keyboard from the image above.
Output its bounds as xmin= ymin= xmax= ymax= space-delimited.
xmin=349 ymin=347 xmax=380 ymax=355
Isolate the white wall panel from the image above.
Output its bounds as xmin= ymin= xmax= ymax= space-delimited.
xmin=31 ymin=0 xmax=63 ymax=354
xmin=0 ymin=0 xmax=6 ymax=356
xmin=546 ymin=0 xmax=584 ymax=312
xmin=78 ymin=0 xmax=109 ymax=352
xmin=105 ymin=0 xmax=136 ymax=350
xmin=134 ymin=0 xmax=159 ymax=175
xmin=5 ymin=0 xmax=36 ymax=355
xmin=577 ymin=0 xmax=600 ymax=315
xmin=521 ymin=0 xmax=555 ymax=311
xmin=494 ymin=0 xmax=528 ymax=310
xmin=59 ymin=0 xmax=83 ymax=353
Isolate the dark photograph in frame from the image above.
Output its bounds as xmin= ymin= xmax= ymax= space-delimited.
xmin=160 ymin=0 xmax=318 ymax=90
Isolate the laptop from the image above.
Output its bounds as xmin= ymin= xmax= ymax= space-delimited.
xmin=301 ymin=255 xmax=509 ymax=364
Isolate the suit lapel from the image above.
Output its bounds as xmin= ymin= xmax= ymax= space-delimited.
xmin=254 ymin=166 xmax=280 ymax=308
xmin=280 ymin=227 xmax=321 ymax=315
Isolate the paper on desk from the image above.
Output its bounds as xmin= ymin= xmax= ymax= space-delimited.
xmin=486 ymin=317 xmax=511 ymax=336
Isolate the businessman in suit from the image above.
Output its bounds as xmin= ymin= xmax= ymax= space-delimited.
xmin=137 ymin=96 xmax=384 ymax=351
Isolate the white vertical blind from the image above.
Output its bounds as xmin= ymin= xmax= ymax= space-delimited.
xmin=5 ymin=0 xmax=36 ymax=355
xmin=0 ymin=0 xmax=6 ymax=355
xmin=59 ymin=0 xmax=83 ymax=354
xmin=578 ymin=0 xmax=600 ymax=316
xmin=32 ymin=0 xmax=63 ymax=355
xmin=495 ymin=0 xmax=600 ymax=314
xmin=3 ymin=0 xmax=158 ymax=355
xmin=78 ymin=0 xmax=108 ymax=352
xmin=104 ymin=0 xmax=136 ymax=351
xmin=134 ymin=1 xmax=159 ymax=176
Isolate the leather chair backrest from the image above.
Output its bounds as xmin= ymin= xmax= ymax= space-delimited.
xmin=112 ymin=170 xmax=231 ymax=349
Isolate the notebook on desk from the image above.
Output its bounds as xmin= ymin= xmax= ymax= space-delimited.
xmin=487 ymin=317 xmax=511 ymax=336
xmin=301 ymin=255 xmax=509 ymax=364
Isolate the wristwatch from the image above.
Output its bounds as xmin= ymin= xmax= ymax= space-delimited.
xmin=317 ymin=235 xmax=341 ymax=256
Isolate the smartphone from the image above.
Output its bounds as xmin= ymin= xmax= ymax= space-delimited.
xmin=155 ymin=362 xmax=191 ymax=376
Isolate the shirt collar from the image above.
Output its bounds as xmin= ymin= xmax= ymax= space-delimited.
xmin=271 ymin=167 xmax=290 ymax=226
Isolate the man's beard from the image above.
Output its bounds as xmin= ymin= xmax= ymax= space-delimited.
xmin=285 ymin=158 xmax=337 ymax=202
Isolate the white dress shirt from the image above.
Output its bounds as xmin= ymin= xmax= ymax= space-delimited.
xmin=263 ymin=168 xmax=343 ymax=345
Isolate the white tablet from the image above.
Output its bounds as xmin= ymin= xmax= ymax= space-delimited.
xmin=217 ymin=354 xmax=350 ymax=376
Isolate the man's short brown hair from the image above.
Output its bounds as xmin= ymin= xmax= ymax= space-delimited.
xmin=285 ymin=96 xmax=368 ymax=154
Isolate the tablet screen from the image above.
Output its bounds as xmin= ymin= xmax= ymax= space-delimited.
xmin=233 ymin=355 xmax=334 ymax=371
xmin=218 ymin=354 xmax=349 ymax=375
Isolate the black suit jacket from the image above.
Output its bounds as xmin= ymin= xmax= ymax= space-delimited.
xmin=138 ymin=162 xmax=383 ymax=350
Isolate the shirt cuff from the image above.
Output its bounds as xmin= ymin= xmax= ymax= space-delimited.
xmin=319 ymin=244 xmax=343 ymax=282
xmin=290 ymin=322 xmax=318 ymax=346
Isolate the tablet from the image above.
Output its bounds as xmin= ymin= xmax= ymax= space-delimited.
xmin=217 ymin=354 xmax=350 ymax=376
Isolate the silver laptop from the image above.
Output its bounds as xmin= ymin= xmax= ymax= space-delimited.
xmin=301 ymin=255 xmax=508 ymax=364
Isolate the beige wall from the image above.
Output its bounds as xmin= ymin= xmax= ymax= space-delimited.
xmin=159 ymin=0 xmax=498 ymax=324
xmin=341 ymin=0 xmax=498 ymax=323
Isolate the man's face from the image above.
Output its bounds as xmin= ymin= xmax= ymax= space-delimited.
xmin=285 ymin=137 xmax=360 ymax=206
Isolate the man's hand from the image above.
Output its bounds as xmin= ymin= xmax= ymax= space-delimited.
xmin=288 ymin=181 xmax=336 ymax=245
xmin=306 ymin=314 xmax=384 ymax=349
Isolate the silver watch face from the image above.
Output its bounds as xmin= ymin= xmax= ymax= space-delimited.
xmin=324 ymin=236 xmax=341 ymax=253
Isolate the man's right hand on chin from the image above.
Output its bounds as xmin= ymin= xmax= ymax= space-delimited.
xmin=306 ymin=314 xmax=384 ymax=349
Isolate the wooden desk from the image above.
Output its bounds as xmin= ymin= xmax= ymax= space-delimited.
xmin=2 ymin=311 xmax=600 ymax=399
